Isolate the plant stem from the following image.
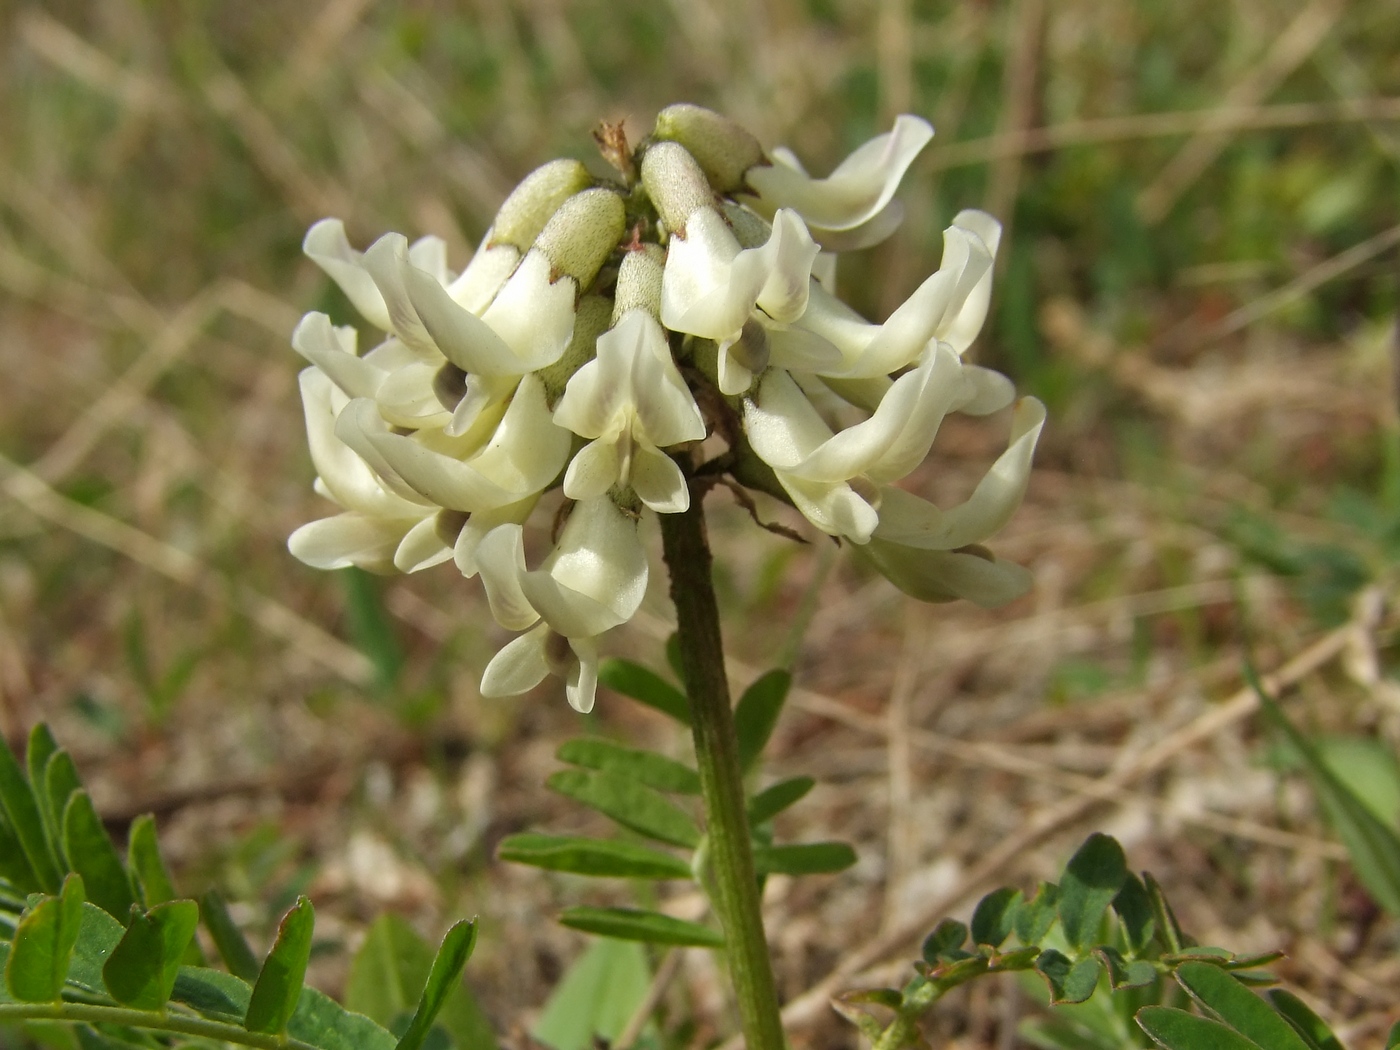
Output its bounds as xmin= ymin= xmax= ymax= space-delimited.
xmin=659 ymin=499 xmax=785 ymax=1050
xmin=0 ymin=1003 xmax=323 ymax=1050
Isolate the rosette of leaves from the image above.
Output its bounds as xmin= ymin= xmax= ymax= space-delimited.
xmin=833 ymin=833 xmax=1399 ymax=1050
xmin=0 ymin=724 xmax=486 ymax=1050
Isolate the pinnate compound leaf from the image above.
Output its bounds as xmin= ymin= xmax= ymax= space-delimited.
xmin=734 ymin=670 xmax=792 ymax=772
xmin=533 ymin=937 xmax=650 ymax=1050
xmin=971 ymin=887 xmax=1021 ymax=948
xmin=201 ymin=887 xmax=261 ymax=982
xmin=103 ymin=899 xmax=199 ymax=1010
xmin=598 ymin=658 xmax=691 ymax=725
xmin=751 ymin=841 xmax=856 ymax=876
xmin=921 ymin=919 xmax=968 ymax=963
xmin=1013 ymin=882 xmax=1059 ymax=946
xmin=0 ymin=730 xmax=60 ymax=892
xmin=748 ymin=776 xmax=815 ymax=825
xmin=1058 ymin=833 xmax=1126 ymax=950
xmin=1173 ymin=962 xmax=1311 ymax=1050
xmin=556 ymin=738 xmax=701 ymax=794
xmin=559 ymin=906 xmax=724 ymax=948
xmin=547 ymin=770 xmax=700 ymax=848
xmin=5 ymin=872 xmax=84 ymax=1001
xmin=62 ymin=790 xmax=136 ymax=920
xmin=1259 ymin=692 xmax=1400 ymax=917
xmin=394 ymin=920 xmax=480 ymax=1050
xmin=1263 ymin=990 xmax=1343 ymax=1050
xmin=245 ymin=895 xmax=315 ymax=1035
xmin=1034 ymin=949 xmax=1101 ymax=1005
xmin=1136 ymin=1006 xmax=1263 ymax=1050
xmin=498 ymin=833 xmax=692 ymax=880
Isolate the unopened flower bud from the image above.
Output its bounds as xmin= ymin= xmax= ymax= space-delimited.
xmin=720 ymin=201 xmax=773 ymax=250
xmin=654 ymin=104 xmax=763 ymax=194
xmin=612 ymin=245 xmax=666 ymax=323
xmin=639 ymin=142 xmax=715 ymax=235
xmin=534 ymin=188 xmax=626 ymax=287
xmin=492 ymin=159 xmax=593 ymax=251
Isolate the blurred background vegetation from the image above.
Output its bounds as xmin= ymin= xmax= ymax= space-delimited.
xmin=1 ymin=0 xmax=1398 ymax=1046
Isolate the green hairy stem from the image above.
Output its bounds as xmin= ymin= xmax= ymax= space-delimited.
xmin=659 ymin=498 xmax=786 ymax=1050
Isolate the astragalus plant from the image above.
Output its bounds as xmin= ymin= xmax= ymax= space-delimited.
xmin=287 ymin=104 xmax=1040 ymax=1050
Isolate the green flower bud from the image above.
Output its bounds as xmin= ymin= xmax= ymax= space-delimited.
xmin=720 ymin=201 xmax=773 ymax=249
xmin=654 ymin=104 xmax=764 ymax=194
xmin=534 ymin=188 xmax=627 ymax=287
xmin=492 ymin=159 xmax=593 ymax=251
xmin=611 ymin=245 xmax=666 ymax=323
xmin=639 ymin=142 xmax=716 ymax=235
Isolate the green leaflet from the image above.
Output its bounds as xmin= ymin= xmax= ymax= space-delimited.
xmin=0 ymin=729 xmax=60 ymax=892
xmin=597 ymin=658 xmax=691 ymax=725
xmin=750 ymin=841 xmax=856 ymax=876
xmin=1136 ymin=1006 xmax=1264 ymax=1050
xmin=245 ymin=895 xmax=315 ymax=1035
xmin=555 ymin=738 xmax=701 ymax=795
xmin=5 ymin=872 xmax=85 ymax=1002
xmin=747 ymin=776 xmax=814 ymax=825
xmin=558 ymin=906 xmax=724 ymax=948
xmin=734 ymin=669 xmax=791 ymax=773
xmin=62 ymin=790 xmax=136 ymax=920
xmin=1174 ymin=962 xmax=1311 ymax=1050
xmin=1057 ymin=833 xmax=1126 ymax=951
xmin=201 ymin=887 xmax=261 ymax=981
xmin=497 ymin=833 xmax=692 ymax=880
xmin=393 ymin=919 xmax=480 ymax=1050
xmin=1034 ymin=950 xmax=1101 ymax=1005
xmin=102 ymin=899 xmax=200 ymax=1010
xmin=969 ymin=887 xmax=1020 ymax=949
xmin=546 ymin=769 xmax=700 ymax=848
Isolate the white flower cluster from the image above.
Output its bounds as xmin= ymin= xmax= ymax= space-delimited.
xmin=290 ymin=105 xmax=1045 ymax=713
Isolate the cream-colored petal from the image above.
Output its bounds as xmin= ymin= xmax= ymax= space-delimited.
xmin=288 ymin=513 xmax=409 ymax=573
xmin=747 ymin=115 xmax=933 ymax=232
xmin=374 ymin=361 xmax=453 ymax=429
xmin=393 ymin=516 xmax=453 ymax=573
xmin=303 ymin=219 xmax=392 ymax=331
xmin=481 ymin=250 xmax=577 ymax=370
xmin=408 ymin=234 xmax=451 ymax=285
xmin=480 ymin=624 xmax=551 ymax=697
xmin=955 ymin=365 xmax=1016 ymax=416
xmin=562 ymin=437 xmax=623 ymax=500
xmin=660 ymin=209 xmax=753 ymax=341
xmin=447 ymin=239 xmax=520 ymax=313
xmin=630 ymin=443 xmax=690 ymax=514
xmin=540 ymin=497 xmax=649 ymax=624
xmin=403 ymin=258 xmax=528 ymax=377
xmin=749 ymin=209 xmax=818 ymax=324
xmin=873 ymin=397 xmax=1046 ymax=549
xmin=564 ymin=636 xmax=600 ymax=713
xmin=362 ymin=233 xmax=438 ymax=354
xmin=291 ymin=313 xmax=381 ymax=400
xmin=938 ymin=210 xmax=1002 ymax=354
xmin=452 ymin=495 xmax=539 ymax=578
xmin=619 ymin=312 xmax=706 ymax=446
xmin=779 ymin=473 xmax=880 ymax=542
xmin=742 ymin=369 xmax=839 ymax=470
xmin=475 ymin=524 xmax=543 ymax=630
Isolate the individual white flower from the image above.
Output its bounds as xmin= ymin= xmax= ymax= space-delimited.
xmin=744 ymin=341 xmax=985 ymax=541
xmin=745 ymin=115 xmax=934 ymax=248
xmin=854 ymin=396 xmax=1047 ymax=606
xmin=476 ymin=498 xmax=649 ymax=712
xmin=554 ymin=308 xmax=706 ymax=513
xmin=287 ymin=367 xmax=450 ymax=574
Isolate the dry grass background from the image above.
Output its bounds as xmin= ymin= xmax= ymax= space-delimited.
xmin=2 ymin=0 xmax=1399 ymax=1046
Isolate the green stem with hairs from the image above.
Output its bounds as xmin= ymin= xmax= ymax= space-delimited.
xmin=659 ymin=497 xmax=785 ymax=1050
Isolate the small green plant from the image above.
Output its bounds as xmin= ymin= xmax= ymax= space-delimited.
xmin=837 ymin=833 xmax=1399 ymax=1050
xmin=0 ymin=724 xmax=481 ymax=1050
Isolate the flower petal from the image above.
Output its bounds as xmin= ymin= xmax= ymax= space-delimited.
xmin=447 ymin=241 xmax=520 ymax=313
xmin=393 ymin=516 xmax=453 ymax=573
xmin=303 ymin=219 xmax=392 ymax=331
xmin=476 ymin=524 xmax=543 ymax=630
xmin=939 ymin=210 xmax=1002 ymax=354
xmin=291 ymin=313 xmax=381 ymax=400
xmin=873 ymin=397 xmax=1046 ymax=549
xmin=480 ymin=624 xmax=551 ymax=697
xmin=402 ymin=256 xmax=529 ymax=377
xmin=288 ymin=513 xmax=410 ymax=573
xmin=562 ymin=437 xmax=623 ymax=501
xmin=564 ymin=636 xmax=600 ymax=713
xmin=746 ymin=115 xmax=933 ymax=233
xmin=538 ymin=497 xmax=649 ymax=626
xmin=630 ymin=443 xmax=691 ymax=514
xmin=481 ymin=250 xmax=577 ymax=370
xmin=453 ymin=495 xmax=540 ymax=578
